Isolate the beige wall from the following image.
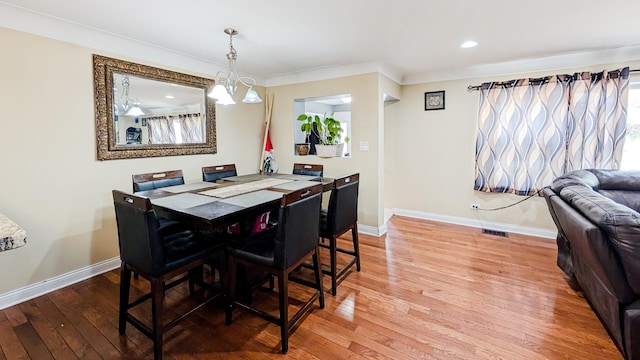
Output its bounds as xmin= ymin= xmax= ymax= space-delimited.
xmin=0 ymin=27 xmax=265 ymax=295
xmin=268 ymin=73 xmax=382 ymax=228
xmin=385 ymin=61 xmax=640 ymax=232
xmin=2 ymin=23 xmax=638 ymax=300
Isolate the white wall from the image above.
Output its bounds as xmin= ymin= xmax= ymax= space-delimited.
xmin=0 ymin=27 xmax=265 ymax=296
xmin=385 ymin=61 xmax=640 ymax=233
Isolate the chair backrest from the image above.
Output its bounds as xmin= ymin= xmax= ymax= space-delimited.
xmin=326 ymin=173 xmax=359 ymax=235
xmin=132 ymin=170 xmax=184 ymax=192
xmin=292 ymin=163 xmax=323 ymax=177
xmin=274 ymin=184 xmax=323 ymax=269
xmin=202 ymin=164 xmax=238 ymax=182
xmin=112 ymin=190 xmax=166 ymax=275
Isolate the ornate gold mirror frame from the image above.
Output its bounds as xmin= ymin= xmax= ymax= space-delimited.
xmin=93 ymin=54 xmax=216 ymax=160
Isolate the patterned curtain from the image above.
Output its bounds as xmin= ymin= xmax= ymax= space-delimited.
xmin=146 ymin=116 xmax=176 ymax=144
xmin=567 ymin=68 xmax=629 ymax=169
xmin=474 ymin=67 xmax=629 ymax=195
xmin=474 ymin=76 xmax=572 ymax=195
xmin=179 ymin=113 xmax=204 ymax=143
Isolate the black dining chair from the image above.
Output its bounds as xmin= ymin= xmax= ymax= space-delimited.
xmin=132 ymin=170 xmax=185 ymax=192
xmin=225 ymin=184 xmax=325 ymax=354
xmin=202 ymin=164 xmax=238 ymax=182
xmin=113 ymin=190 xmax=224 ymax=360
xmin=292 ymin=163 xmax=324 ymax=177
xmin=320 ymin=173 xmax=361 ymax=295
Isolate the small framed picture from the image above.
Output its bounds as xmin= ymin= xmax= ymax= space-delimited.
xmin=141 ymin=118 xmax=147 ymax=126
xmin=425 ymin=91 xmax=445 ymax=111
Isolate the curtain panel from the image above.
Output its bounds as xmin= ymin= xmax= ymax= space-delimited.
xmin=179 ymin=113 xmax=204 ymax=143
xmin=567 ymin=68 xmax=629 ymax=170
xmin=146 ymin=116 xmax=176 ymax=144
xmin=474 ymin=67 xmax=629 ymax=196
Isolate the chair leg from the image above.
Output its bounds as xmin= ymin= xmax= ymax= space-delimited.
xmin=313 ymin=248 xmax=325 ymax=309
xmin=188 ymin=265 xmax=204 ymax=294
xmin=330 ymin=236 xmax=338 ymax=296
xmin=150 ymin=277 xmax=165 ymax=360
xmin=119 ymin=262 xmax=131 ymax=334
xmin=269 ymin=275 xmax=275 ymax=291
xmin=278 ymin=272 xmax=289 ymax=354
xmin=226 ymin=256 xmax=237 ymax=325
xmin=352 ymin=224 xmax=361 ymax=272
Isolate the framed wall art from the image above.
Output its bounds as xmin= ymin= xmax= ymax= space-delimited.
xmin=425 ymin=90 xmax=445 ymax=111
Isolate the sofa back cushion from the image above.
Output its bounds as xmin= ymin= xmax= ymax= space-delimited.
xmin=589 ymin=169 xmax=640 ymax=191
xmin=561 ymin=185 xmax=640 ymax=295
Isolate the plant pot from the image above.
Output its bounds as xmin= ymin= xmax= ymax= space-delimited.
xmin=315 ymin=144 xmax=338 ymax=158
xmin=296 ymin=143 xmax=310 ymax=156
xmin=335 ymin=143 xmax=345 ymax=157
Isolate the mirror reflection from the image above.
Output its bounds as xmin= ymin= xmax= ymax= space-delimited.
xmin=93 ymin=55 xmax=217 ymax=160
xmin=113 ymin=73 xmax=207 ymax=145
xmin=294 ymin=94 xmax=351 ymax=157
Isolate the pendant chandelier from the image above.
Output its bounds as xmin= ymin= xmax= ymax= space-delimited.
xmin=208 ymin=28 xmax=262 ymax=105
xmin=116 ymin=76 xmax=145 ymax=116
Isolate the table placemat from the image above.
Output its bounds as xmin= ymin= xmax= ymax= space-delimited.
xmin=151 ymin=193 xmax=218 ymax=209
xmin=219 ymin=190 xmax=284 ymax=208
xmin=268 ymin=180 xmax=320 ymax=191
xmin=162 ymin=181 xmax=219 ymax=193
xmin=199 ymin=178 xmax=293 ymax=198
xmin=218 ymin=174 xmax=265 ymax=182
xmin=275 ymin=174 xmax=321 ymax=181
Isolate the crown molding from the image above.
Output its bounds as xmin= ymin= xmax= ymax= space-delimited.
xmin=403 ymin=45 xmax=640 ymax=85
xmin=0 ymin=3 xmax=261 ymax=83
xmin=265 ymin=60 xmax=403 ymax=87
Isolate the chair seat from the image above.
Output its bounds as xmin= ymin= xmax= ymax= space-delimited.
xmin=164 ymin=231 xmax=221 ymax=270
xmin=227 ymin=227 xmax=277 ymax=268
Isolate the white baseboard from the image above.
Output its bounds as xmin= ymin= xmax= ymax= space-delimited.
xmin=358 ymin=223 xmax=387 ymax=237
xmin=0 ymin=257 xmax=120 ymax=310
xmin=387 ymin=208 xmax=557 ymax=240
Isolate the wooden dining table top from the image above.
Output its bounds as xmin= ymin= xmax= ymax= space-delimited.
xmin=133 ymin=173 xmax=333 ymax=231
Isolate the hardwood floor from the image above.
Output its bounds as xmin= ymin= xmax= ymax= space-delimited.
xmin=0 ymin=216 xmax=622 ymax=359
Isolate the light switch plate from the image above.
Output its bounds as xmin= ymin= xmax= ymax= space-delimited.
xmin=359 ymin=141 xmax=369 ymax=151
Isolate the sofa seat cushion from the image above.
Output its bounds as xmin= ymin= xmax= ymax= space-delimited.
xmin=561 ymin=185 xmax=640 ymax=294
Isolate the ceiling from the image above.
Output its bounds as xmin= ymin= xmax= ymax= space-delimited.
xmin=3 ymin=0 xmax=640 ymax=84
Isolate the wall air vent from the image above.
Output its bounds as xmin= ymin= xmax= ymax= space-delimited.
xmin=482 ymin=228 xmax=509 ymax=238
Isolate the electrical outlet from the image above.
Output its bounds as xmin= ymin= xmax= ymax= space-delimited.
xmin=471 ymin=203 xmax=479 ymax=210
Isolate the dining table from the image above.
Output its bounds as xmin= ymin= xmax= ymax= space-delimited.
xmin=133 ymin=173 xmax=333 ymax=232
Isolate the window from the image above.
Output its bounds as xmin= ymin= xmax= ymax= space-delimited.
xmin=621 ymin=77 xmax=640 ymax=170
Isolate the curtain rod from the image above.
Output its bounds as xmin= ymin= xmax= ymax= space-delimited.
xmin=467 ymin=69 xmax=640 ymax=91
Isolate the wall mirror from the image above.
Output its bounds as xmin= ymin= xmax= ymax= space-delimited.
xmin=294 ymin=94 xmax=351 ymax=157
xmin=93 ymin=54 xmax=216 ymax=160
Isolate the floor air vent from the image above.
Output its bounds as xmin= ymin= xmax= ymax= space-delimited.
xmin=482 ymin=228 xmax=509 ymax=238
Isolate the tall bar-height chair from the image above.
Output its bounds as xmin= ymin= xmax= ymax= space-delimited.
xmin=320 ymin=173 xmax=360 ymax=295
xmin=132 ymin=170 xmax=185 ymax=192
xmin=113 ymin=190 xmax=224 ymax=360
xmin=202 ymin=164 xmax=237 ymax=182
xmin=131 ymin=169 xmax=185 ymax=280
xmin=292 ymin=163 xmax=324 ymax=177
xmin=225 ymin=184 xmax=325 ymax=354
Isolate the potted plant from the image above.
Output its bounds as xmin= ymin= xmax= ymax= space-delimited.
xmin=296 ymin=113 xmax=318 ymax=156
xmin=314 ymin=112 xmax=344 ymax=157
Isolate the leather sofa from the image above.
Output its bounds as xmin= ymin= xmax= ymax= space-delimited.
xmin=543 ymin=169 xmax=640 ymax=360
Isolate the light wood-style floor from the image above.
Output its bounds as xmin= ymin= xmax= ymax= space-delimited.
xmin=0 ymin=216 xmax=622 ymax=359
